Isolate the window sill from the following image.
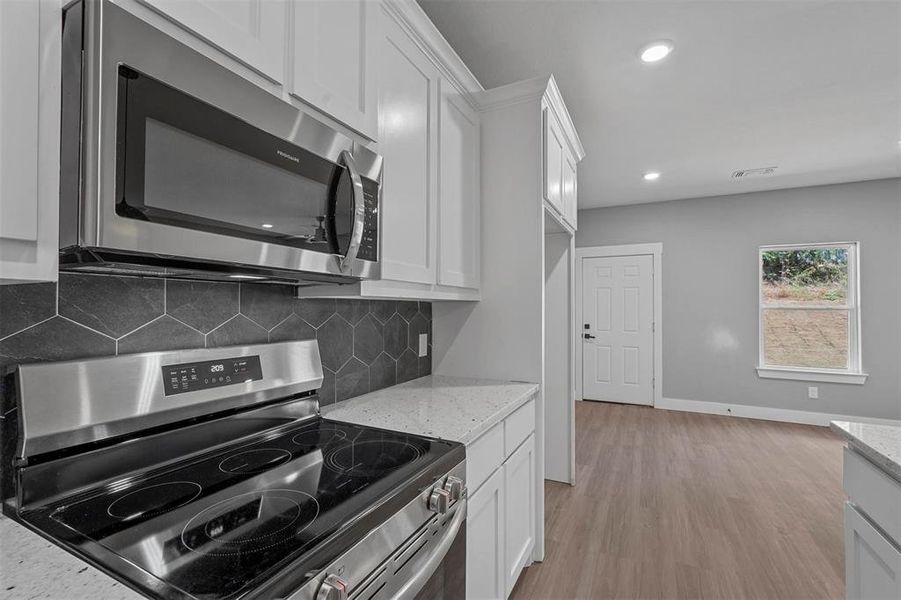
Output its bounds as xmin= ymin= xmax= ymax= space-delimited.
xmin=756 ymin=367 xmax=868 ymax=385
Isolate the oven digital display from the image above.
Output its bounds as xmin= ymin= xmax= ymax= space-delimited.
xmin=161 ymin=355 xmax=263 ymax=396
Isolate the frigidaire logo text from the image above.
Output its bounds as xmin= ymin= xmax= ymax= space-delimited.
xmin=277 ymin=149 xmax=300 ymax=163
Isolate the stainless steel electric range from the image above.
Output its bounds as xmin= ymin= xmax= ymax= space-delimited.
xmin=0 ymin=341 xmax=466 ymax=600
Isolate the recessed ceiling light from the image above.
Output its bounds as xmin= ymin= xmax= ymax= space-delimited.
xmin=640 ymin=40 xmax=674 ymax=63
xmin=261 ymin=223 xmax=274 ymax=229
xmin=643 ymin=172 xmax=661 ymax=181
xmin=228 ymin=274 xmax=265 ymax=280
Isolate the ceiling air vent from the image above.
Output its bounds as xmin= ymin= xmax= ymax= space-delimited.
xmin=732 ymin=166 xmax=778 ymax=179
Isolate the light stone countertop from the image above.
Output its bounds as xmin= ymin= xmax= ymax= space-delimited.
xmin=322 ymin=375 xmax=539 ymax=445
xmin=0 ymin=513 xmax=143 ymax=600
xmin=830 ymin=420 xmax=901 ymax=481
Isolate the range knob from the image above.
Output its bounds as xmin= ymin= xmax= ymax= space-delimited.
xmin=443 ymin=476 xmax=464 ymax=501
xmin=316 ymin=574 xmax=348 ymax=600
xmin=428 ymin=487 xmax=450 ymax=514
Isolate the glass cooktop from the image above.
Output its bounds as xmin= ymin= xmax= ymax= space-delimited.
xmin=26 ymin=418 xmax=460 ymax=600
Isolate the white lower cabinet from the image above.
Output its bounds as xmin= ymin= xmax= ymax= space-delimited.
xmin=466 ymin=467 xmax=506 ymax=600
xmin=845 ymin=503 xmax=901 ymax=600
xmin=465 ymin=398 xmax=537 ymax=599
xmin=842 ymin=447 xmax=901 ymax=600
xmin=503 ymin=434 xmax=535 ymax=596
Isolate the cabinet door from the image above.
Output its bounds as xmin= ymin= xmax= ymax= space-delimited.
xmin=292 ymin=0 xmax=377 ymax=139
xmin=543 ymin=107 xmax=564 ymax=215
xmin=504 ymin=434 xmax=535 ymax=597
xmin=562 ymin=152 xmax=577 ymax=230
xmin=845 ymin=503 xmax=901 ymax=600
xmin=438 ymin=79 xmax=480 ymax=289
xmin=467 ymin=467 xmax=505 ymax=600
xmin=140 ymin=0 xmax=286 ymax=82
xmin=0 ymin=0 xmax=59 ymax=284
xmin=377 ymin=11 xmax=438 ymax=285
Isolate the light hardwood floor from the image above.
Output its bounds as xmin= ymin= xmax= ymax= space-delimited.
xmin=511 ymin=401 xmax=845 ymax=600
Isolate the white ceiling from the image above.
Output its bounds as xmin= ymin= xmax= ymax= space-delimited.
xmin=417 ymin=0 xmax=901 ymax=209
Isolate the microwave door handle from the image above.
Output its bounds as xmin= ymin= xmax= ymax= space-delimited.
xmin=339 ymin=150 xmax=366 ymax=272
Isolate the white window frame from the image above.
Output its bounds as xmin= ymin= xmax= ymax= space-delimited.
xmin=756 ymin=242 xmax=867 ymax=385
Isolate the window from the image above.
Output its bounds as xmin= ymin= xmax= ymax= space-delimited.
xmin=757 ymin=243 xmax=866 ymax=384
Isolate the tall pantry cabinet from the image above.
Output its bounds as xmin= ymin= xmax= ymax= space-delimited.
xmin=432 ymin=75 xmax=585 ymax=595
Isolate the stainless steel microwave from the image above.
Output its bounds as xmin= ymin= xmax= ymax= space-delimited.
xmin=59 ymin=0 xmax=381 ymax=284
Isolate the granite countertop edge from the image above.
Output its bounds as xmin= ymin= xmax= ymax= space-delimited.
xmin=322 ymin=374 xmax=540 ymax=445
xmin=452 ymin=384 xmax=537 ymax=444
xmin=830 ymin=420 xmax=901 ymax=482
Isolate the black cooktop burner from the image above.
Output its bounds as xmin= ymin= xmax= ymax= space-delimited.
xmin=292 ymin=424 xmax=347 ymax=448
xmin=181 ymin=490 xmax=319 ymax=556
xmin=218 ymin=448 xmax=292 ymax=474
xmin=107 ymin=481 xmax=202 ymax=521
xmin=326 ymin=440 xmax=425 ymax=478
xmin=27 ymin=417 xmax=462 ymax=600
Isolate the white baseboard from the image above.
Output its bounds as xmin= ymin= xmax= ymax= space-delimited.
xmin=657 ymin=397 xmax=901 ymax=427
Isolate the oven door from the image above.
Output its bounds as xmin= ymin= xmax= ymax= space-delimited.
xmin=406 ymin=510 xmax=466 ymax=600
xmin=116 ymin=67 xmax=368 ymax=272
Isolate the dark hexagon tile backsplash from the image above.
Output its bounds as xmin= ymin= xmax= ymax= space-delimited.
xmin=166 ymin=280 xmax=238 ymax=333
xmin=0 ymin=275 xmax=432 ymax=407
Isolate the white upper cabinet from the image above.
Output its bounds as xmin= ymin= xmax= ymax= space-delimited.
xmin=348 ymin=1 xmax=481 ymax=300
xmin=0 ymin=0 xmax=59 ymax=284
xmin=543 ymin=107 xmax=565 ymax=217
xmin=541 ymin=90 xmax=582 ymax=232
xmin=438 ymin=79 xmax=480 ymax=289
xmin=376 ymin=9 xmax=439 ymax=285
xmin=562 ymin=151 xmax=578 ymax=229
xmin=140 ymin=0 xmax=286 ymax=82
xmin=292 ymin=0 xmax=378 ymax=139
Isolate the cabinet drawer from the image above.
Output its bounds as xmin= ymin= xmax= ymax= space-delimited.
xmin=467 ymin=423 xmax=504 ymax=495
xmin=844 ymin=447 xmax=901 ymax=545
xmin=504 ymin=398 xmax=535 ymax=458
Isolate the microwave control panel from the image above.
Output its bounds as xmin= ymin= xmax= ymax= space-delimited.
xmin=357 ymin=178 xmax=379 ymax=262
xmin=161 ymin=355 xmax=263 ymax=396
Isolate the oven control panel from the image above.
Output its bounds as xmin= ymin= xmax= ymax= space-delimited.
xmin=161 ymin=355 xmax=263 ymax=396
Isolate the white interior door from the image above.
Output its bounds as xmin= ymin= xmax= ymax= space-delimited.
xmin=582 ymin=255 xmax=654 ymax=405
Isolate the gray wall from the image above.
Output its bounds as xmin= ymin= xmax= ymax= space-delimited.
xmin=576 ymin=178 xmax=901 ymax=420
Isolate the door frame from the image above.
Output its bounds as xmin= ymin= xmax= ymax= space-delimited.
xmin=575 ymin=243 xmax=663 ymax=407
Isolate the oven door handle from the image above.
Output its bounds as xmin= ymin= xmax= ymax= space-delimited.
xmin=392 ymin=493 xmax=468 ymax=600
xmin=339 ymin=150 xmax=366 ymax=273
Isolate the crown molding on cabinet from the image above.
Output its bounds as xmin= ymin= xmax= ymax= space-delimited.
xmin=381 ymin=0 xmax=484 ymax=104
xmin=543 ymin=75 xmax=585 ymax=161
xmin=472 ymin=75 xmax=549 ymax=112
xmin=474 ymin=75 xmax=585 ymax=161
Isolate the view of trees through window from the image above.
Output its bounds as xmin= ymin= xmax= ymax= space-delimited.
xmin=760 ymin=246 xmax=852 ymax=370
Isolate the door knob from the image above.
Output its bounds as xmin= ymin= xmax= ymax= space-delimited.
xmin=583 ymin=333 xmax=596 ymax=340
